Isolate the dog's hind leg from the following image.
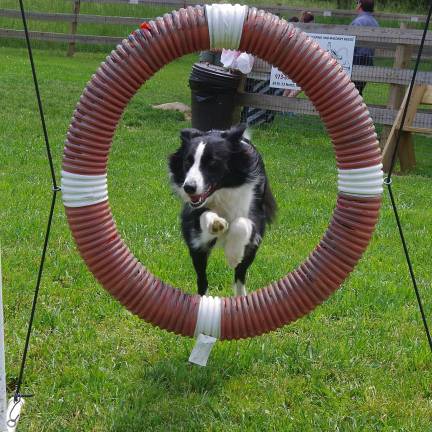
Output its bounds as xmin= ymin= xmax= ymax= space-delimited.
xmin=233 ymin=245 xmax=258 ymax=297
xmin=190 ymin=248 xmax=210 ymax=296
xmin=224 ymin=217 xmax=253 ymax=269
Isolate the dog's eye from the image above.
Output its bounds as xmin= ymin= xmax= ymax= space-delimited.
xmin=207 ymin=159 xmax=222 ymax=170
xmin=184 ymin=156 xmax=194 ymax=170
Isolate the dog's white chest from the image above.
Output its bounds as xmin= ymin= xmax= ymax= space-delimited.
xmin=207 ymin=183 xmax=255 ymax=222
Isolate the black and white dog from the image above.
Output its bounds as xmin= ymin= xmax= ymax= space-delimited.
xmin=168 ymin=124 xmax=276 ymax=296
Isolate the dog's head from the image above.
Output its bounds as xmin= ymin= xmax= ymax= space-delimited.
xmin=168 ymin=123 xmax=252 ymax=208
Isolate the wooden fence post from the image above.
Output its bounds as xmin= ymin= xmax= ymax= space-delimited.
xmin=67 ymin=0 xmax=81 ymax=57
xmin=381 ymin=23 xmax=415 ymax=172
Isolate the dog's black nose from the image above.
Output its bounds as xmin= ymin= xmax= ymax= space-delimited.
xmin=183 ymin=182 xmax=197 ymax=195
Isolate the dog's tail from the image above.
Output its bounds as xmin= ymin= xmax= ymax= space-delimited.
xmin=263 ymin=179 xmax=277 ymax=224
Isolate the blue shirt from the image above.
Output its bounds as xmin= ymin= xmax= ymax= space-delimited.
xmin=351 ymin=11 xmax=379 ymax=28
xmin=351 ymin=12 xmax=379 ymax=60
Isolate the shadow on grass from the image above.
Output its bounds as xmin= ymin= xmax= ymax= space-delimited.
xmin=109 ymin=341 xmax=259 ymax=431
xmin=108 ymin=325 xmax=317 ymax=432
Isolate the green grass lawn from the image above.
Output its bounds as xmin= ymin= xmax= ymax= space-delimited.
xmin=1 ymin=45 xmax=432 ymax=431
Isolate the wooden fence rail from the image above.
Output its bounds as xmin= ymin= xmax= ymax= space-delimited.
xmin=1 ymin=9 xmax=429 ymax=47
xmin=0 ymin=8 xmax=150 ymax=26
xmin=77 ymin=0 xmax=428 ymax=24
xmin=249 ymin=65 xmax=432 ymax=87
xmin=236 ymin=94 xmax=432 ymax=130
xmin=0 ymin=28 xmax=120 ymax=45
xmin=1 ymin=10 xmax=431 ymax=55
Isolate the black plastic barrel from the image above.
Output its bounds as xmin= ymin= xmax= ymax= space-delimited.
xmin=189 ymin=63 xmax=242 ymax=131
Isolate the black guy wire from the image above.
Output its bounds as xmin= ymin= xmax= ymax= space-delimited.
xmin=18 ymin=0 xmax=58 ymax=189
xmin=384 ymin=1 xmax=432 ymax=353
xmin=14 ymin=0 xmax=61 ymax=401
xmin=14 ymin=192 xmax=58 ymax=402
xmin=386 ymin=183 xmax=432 ymax=352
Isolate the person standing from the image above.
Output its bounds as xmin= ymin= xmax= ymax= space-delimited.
xmin=350 ymin=0 xmax=379 ymax=96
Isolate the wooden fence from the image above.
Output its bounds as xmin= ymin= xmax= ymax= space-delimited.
xmin=53 ymin=0 xmax=430 ymax=23
xmin=238 ymin=68 xmax=432 ymax=130
xmin=1 ymin=3 xmax=430 ymax=169
xmin=238 ymin=22 xmax=432 ymax=171
xmin=1 ymin=9 xmax=431 ymax=56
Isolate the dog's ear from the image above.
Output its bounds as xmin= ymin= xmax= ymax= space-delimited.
xmin=222 ymin=123 xmax=247 ymax=145
xmin=180 ymin=128 xmax=203 ymax=144
xmin=168 ymin=146 xmax=184 ymax=182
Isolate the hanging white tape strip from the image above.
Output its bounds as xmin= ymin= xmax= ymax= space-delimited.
xmin=61 ymin=170 xmax=108 ymax=208
xmin=189 ymin=334 xmax=217 ymax=367
xmin=338 ymin=164 xmax=384 ymax=196
xmin=205 ymin=4 xmax=248 ymax=50
xmin=194 ymin=295 xmax=221 ymax=339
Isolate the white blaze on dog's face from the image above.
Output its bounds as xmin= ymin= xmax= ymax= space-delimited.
xmin=181 ymin=139 xmax=216 ymax=208
xmin=183 ymin=141 xmax=206 ymax=197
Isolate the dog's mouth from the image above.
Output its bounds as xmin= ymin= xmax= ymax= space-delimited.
xmin=188 ymin=186 xmax=215 ymax=208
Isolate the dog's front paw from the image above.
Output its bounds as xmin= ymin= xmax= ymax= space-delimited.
xmin=209 ymin=216 xmax=229 ymax=236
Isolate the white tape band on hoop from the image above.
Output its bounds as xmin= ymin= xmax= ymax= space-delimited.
xmin=338 ymin=163 xmax=384 ymax=196
xmin=194 ymin=295 xmax=222 ymax=338
xmin=205 ymin=4 xmax=248 ymax=49
xmin=61 ymin=170 xmax=108 ymax=208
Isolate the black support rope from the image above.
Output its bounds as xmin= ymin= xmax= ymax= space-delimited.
xmin=384 ymin=1 xmax=432 ymax=353
xmin=14 ymin=0 xmax=60 ymax=402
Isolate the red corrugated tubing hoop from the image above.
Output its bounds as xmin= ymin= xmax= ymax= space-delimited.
xmin=62 ymin=6 xmax=382 ymax=340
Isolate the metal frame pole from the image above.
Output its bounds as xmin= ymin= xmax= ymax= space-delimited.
xmin=0 ymin=248 xmax=7 ymax=432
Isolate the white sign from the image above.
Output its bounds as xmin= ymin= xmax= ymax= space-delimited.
xmin=270 ymin=33 xmax=356 ymax=91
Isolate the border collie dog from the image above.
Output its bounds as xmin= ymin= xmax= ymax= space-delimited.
xmin=168 ymin=124 xmax=276 ymax=296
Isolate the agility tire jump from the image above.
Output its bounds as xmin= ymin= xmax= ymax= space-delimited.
xmin=62 ymin=4 xmax=383 ymax=340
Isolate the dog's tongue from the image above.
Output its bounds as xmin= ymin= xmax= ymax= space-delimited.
xmin=190 ymin=187 xmax=213 ymax=205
